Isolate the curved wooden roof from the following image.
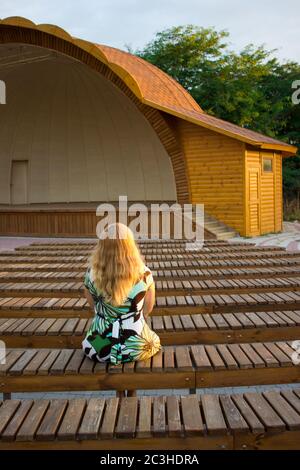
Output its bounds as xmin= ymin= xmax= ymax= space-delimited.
xmin=0 ymin=16 xmax=297 ymax=155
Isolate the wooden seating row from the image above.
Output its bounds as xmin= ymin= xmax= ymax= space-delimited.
xmin=0 ymin=290 xmax=299 ymax=317
xmin=0 ymin=341 xmax=299 ymax=397
xmin=1 ymin=265 xmax=299 ymax=283
xmin=0 ymin=390 xmax=300 ymax=449
xmin=0 ymin=276 xmax=299 ymax=298
xmin=1 ymin=310 xmax=300 ymax=348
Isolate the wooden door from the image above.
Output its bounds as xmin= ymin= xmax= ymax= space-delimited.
xmin=248 ymin=167 xmax=260 ymax=236
xmin=10 ymin=160 xmax=28 ymax=204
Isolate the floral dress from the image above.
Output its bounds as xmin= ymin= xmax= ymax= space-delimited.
xmin=82 ymin=266 xmax=161 ymax=365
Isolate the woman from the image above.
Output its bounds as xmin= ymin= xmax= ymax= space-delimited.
xmin=82 ymin=222 xmax=161 ymax=398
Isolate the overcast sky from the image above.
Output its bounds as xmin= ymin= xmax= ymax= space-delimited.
xmin=1 ymin=0 xmax=299 ymax=62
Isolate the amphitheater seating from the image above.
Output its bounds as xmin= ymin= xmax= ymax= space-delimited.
xmin=0 ymin=238 xmax=299 ymax=449
xmin=0 ymin=390 xmax=300 ymax=449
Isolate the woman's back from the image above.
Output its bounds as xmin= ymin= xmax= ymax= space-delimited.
xmin=82 ymin=223 xmax=160 ymax=365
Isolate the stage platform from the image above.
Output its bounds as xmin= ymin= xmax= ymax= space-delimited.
xmin=0 ymin=203 xmax=212 ymax=238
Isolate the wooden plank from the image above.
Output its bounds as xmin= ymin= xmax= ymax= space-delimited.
xmin=231 ymin=394 xmax=265 ymax=433
xmin=0 ymin=350 xmax=24 ymax=376
xmin=181 ymin=395 xmax=204 ymax=436
xmin=78 ymin=398 xmax=105 ymax=440
xmin=99 ymin=397 xmax=119 ymax=439
xmin=239 ymin=343 xmax=265 ymax=368
xmin=57 ymin=399 xmax=86 ymax=440
xmin=116 ymin=397 xmax=138 ymax=438
xmin=16 ymin=400 xmax=50 ymax=441
xmin=9 ymin=350 xmax=38 ymax=375
xmin=227 ymin=344 xmax=253 ymax=369
xmin=64 ymin=349 xmax=85 ymax=375
xmin=23 ymin=350 xmax=51 ymax=376
xmin=175 ymin=346 xmax=194 ymax=371
xmin=152 ymin=349 xmax=163 ymax=372
xmin=1 ymin=400 xmax=34 ymax=441
xmin=251 ymin=343 xmax=279 ymax=367
xmin=205 ymin=345 xmax=226 ymax=370
xmin=190 ymin=345 xmax=212 ymax=370
xmin=201 ymin=394 xmax=227 ymax=435
xmin=50 ymin=349 xmax=74 ymax=375
xmin=137 ymin=396 xmax=152 ymax=438
xmin=220 ymin=395 xmax=249 ymax=434
xmin=264 ymin=343 xmax=292 ymax=366
xmin=216 ymin=345 xmax=238 ymax=370
xmin=36 ymin=399 xmax=68 ymax=441
xmin=0 ymin=400 xmax=21 ymax=434
xmin=166 ymin=396 xmax=181 ymax=437
xmin=263 ymin=391 xmax=300 ymax=430
xmin=164 ymin=346 xmax=175 ymax=372
xmin=280 ymin=390 xmax=300 ymax=415
xmin=153 ymin=396 xmax=166 ymax=437
xmin=35 ymin=318 xmax=56 ymax=335
xmin=244 ymin=393 xmax=286 ymax=432
xmin=37 ymin=350 xmax=60 ymax=375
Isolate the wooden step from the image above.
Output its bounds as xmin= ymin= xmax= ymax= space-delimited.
xmin=1 ymin=291 xmax=299 ymax=317
xmin=3 ymin=248 xmax=291 ymax=261
xmin=1 ymin=276 xmax=299 ymax=298
xmin=14 ymin=244 xmax=285 ymax=254
xmin=0 ymin=341 xmax=299 ymax=395
xmin=0 ymin=389 xmax=299 ymax=449
xmin=27 ymin=240 xmax=256 ymax=247
xmin=1 ymin=255 xmax=299 ymax=273
xmin=1 ymin=265 xmax=299 ymax=283
xmin=1 ymin=311 xmax=300 ymax=348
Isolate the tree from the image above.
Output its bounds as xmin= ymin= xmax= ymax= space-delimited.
xmin=134 ymin=26 xmax=300 ymax=215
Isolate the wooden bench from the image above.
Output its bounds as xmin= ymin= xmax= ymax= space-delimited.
xmin=0 ymin=341 xmax=299 ymax=397
xmin=0 ymin=390 xmax=300 ymax=449
xmin=1 ymin=264 xmax=300 ymax=284
xmin=1 ymin=256 xmax=299 ymax=278
xmin=1 ymin=311 xmax=300 ymax=348
xmin=2 ymin=249 xmax=296 ymax=263
xmin=14 ymin=245 xmax=286 ymax=255
xmin=1 ymin=290 xmax=300 ymax=318
xmin=1 ymin=276 xmax=300 ymax=298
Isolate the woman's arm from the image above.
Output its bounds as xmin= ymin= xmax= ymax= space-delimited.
xmin=84 ymin=286 xmax=95 ymax=313
xmin=143 ymin=283 xmax=155 ymax=318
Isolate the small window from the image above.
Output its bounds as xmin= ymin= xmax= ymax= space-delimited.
xmin=263 ymin=158 xmax=273 ymax=172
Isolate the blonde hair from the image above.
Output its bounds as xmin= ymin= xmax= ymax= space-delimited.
xmin=90 ymin=223 xmax=145 ymax=306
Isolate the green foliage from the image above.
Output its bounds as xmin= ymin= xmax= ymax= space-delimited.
xmin=134 ymin=25 xmax=300 ymax=205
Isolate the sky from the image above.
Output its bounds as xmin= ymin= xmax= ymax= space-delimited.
xmin=1 ymin=0 xmax=300 ymax=62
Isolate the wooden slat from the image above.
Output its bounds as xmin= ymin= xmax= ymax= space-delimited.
xmin=57 ymin=399 xmax=86 ymax=440
xmin=116 ymin=397 xmax=138 ymax=438
xmin=137 ymin=396 xmax=152 ymax=438
xmin=244 ymin=393 xmax=286 ymax=432
xmin=201 ymin=394 xmax=227 ymax=435
xmin=166 ymin=396 xmax=181 ymax=437
xmin=36 ymin=399 xmax=68 ymax=441
xmin=77 ymin=398 xmax=105 ymax=440
xmin=1 ymin=400 xmax=34 ymax=441
xmin=181 ymin=395 xmax=204 ymax=436
xmin=16 ymin=400 xmax=50 ymax=441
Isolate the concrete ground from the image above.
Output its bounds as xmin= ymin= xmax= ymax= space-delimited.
xmin=230 ymin=221 xmax=300 ymax=252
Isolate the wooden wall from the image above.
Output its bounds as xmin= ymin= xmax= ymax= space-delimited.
xmin=175 ymin=120 xmax=245 ymax=234
xmin=0 ymin=207 xmax=214 ymax=239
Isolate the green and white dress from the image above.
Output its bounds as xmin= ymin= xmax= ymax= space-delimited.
xmin=82 ymin=266 xmax=161 ymax=365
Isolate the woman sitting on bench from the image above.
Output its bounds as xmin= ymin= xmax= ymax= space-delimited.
xmin=82 ymin=222 xmax=161 ymax=398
